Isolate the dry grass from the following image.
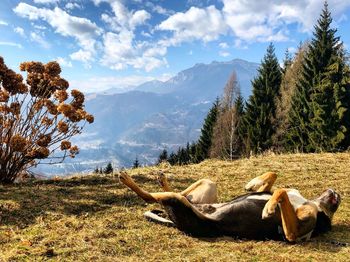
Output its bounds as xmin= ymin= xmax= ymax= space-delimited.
xmin=0 ymin=152 xmax=349 ymax=261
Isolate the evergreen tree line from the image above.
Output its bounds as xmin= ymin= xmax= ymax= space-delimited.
xmin=94 ymin=162 xmax=113 ymax=174
xmin=158 ymin=2 xmax=350 ymax=165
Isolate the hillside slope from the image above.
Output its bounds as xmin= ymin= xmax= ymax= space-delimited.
xmin=1 ymin=153 xmax=349 ymax=261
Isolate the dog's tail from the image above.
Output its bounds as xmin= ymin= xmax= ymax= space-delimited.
xmin=143 ymin=209 xmax=175 ymax=227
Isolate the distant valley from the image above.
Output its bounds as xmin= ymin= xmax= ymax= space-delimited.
xmin=35 ymin=59 xmax=259 ymax=175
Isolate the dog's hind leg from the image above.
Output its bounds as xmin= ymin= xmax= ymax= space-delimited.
xmin=180 ymin=179 xmax=218 ymax=204
xmin=119 ymin=171 xmax=158 ymax=203
xmin=157 ymin=172 xmax=218 ymax=204
xmin=245 ymin=172 xmax=277 ymax=193
xmin=119 ymin=171 xmax=210 ymax=220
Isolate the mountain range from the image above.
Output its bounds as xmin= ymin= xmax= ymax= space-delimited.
xmin=35 ymin=59 xmax=259 ymax=175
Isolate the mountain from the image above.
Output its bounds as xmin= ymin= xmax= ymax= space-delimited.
xmin=135 ymin=59 xmax=257 ymax=100
xmin=35 ymin=59 xmax=259 ymax=175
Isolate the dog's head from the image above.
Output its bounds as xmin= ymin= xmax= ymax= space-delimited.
xmin=312 ymin=189 xmax=341 ymax=236
xmin=316 ymin=189 xmax=341 ymax=217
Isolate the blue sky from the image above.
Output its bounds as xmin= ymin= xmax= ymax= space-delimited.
xmin=1 ymin=0 xmax=350 ymax=93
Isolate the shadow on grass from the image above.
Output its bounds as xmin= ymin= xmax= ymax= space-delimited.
xmin=199 ymin=223 xmax=350 ymax=252
xmin=0 ymin=174 xmax=161 ymax=228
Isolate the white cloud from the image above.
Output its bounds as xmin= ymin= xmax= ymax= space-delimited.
xmin=219 ymin=42 xmax=229 ymax=49
xmin=70 ymin=49 xmax=93 ymax=64
xmin=234 ymin=39 xmax=248 ymax=49
xmin=94 ymin=0 xmax=166 ymax=72
xmin=141 ymin=31 xmax=152 ymax=38
xmin=101 ymin=31 xmax=167 ymax=72
xmin=65 ymin=3 xmax=81 ymax=10
xmin=287 ymin=46 xmax=297 ymax=54
xmin=14 ymin=27 xmax=25 ymax=37
xmin=32 ymin=24 xmax=47 ymax=30
xmin=0 ymin=41 xmax=22 ymax=48
xmin=33 ymin=0 xmax=59 ymax=4
xmin=97 ymin=0 xmax=150 ymax=31
xmin=130 ymin=10 xmax=151 ymax=28
xmin=56 ymin=57 xmax=72 ymax=67
xmin=30 ymin=32 xmax=51 ymax=49
xmin=158 ymin=5 xmax=227 ymax=46
xmin=222 ymin=0 xmax=350 ymax=43
xmin=219 ymin=51 xmax=230 ymax=57
xmin=144 ymin=2 xmax=175 ymax=16
xmin=14 ymin=3 xmax=102 ymax=63
xmin=153 ymin=5 xmax=174 ymax=16
xmin=0 ymin=20 xmax=8 ymax=26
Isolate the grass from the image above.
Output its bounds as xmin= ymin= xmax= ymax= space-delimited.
xmin=0 ymin=152 xmax=349 ymax=261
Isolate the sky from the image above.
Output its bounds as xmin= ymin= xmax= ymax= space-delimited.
xmin=1 ymin=0 xmax=350 ymax=93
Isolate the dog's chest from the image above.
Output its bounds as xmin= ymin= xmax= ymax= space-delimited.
xmin=287 ymin=189 xmax=308 ymax=210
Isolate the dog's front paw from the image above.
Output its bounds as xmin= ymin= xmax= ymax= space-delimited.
xmin=245 ymin=177 xmax=264 ymax=191
xmin=262 ymin=201 xmax=278 ymax=219
xmin=157 ymin=172 xmax=166 ymax=186
xmin=119 ymin=171 xmax=133 ymax=185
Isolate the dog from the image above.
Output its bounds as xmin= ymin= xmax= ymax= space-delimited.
xmin=119 ymin=171 xmax=341 ymax=242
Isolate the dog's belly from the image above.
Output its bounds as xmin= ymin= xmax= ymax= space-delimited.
xmin=163 ymin=192 xmax=283 ymax=240
xmin=287 ymin=189 xmax=308 ymax=210
xmin=211 ymin=194 xmax=282 ymax=240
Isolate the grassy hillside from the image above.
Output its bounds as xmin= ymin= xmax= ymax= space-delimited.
xmin=0 ymin=153 xmax=349 ymax=261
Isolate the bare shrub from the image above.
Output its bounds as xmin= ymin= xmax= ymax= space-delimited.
xmin=0 ymin=57 xmax=94 ymax=183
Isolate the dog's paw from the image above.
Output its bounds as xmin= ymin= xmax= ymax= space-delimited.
xmin=119 ymin=171 xmax=132 ymax=185
xmin=157 ymin=172 xmax=166 ymax=186
xmin=245 ymin=177 xmax=264 ymax=191
xmin=262 ymin=201 xmax=278 ymax=219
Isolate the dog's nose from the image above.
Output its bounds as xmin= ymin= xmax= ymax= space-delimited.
xmin=327 ymin=189 xmax=335 ymax=196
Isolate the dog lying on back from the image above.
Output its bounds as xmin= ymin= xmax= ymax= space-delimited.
xmin=119 ymin=171 xmax=341 ymax=242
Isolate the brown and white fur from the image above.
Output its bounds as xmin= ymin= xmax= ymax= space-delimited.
xmin=119 ymin=171 xmax=341 ymax=242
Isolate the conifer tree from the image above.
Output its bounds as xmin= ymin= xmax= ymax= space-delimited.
xmin=195 ymin=98 xmax=219 ymax=162
xmin=189 ymin=142 xmax=197 ymax=163
xmin=234 ymin=94 xmax=245 ymax=154
xmin=282 ymin=49 xmax=293 ymax=75
xmin=133 ymin=157 xmax=140 ymax=168
xmin=243 ymin=43 xmax=282 ymax=154
xmin=103 ymin=162 xmax=113 ymax=174
xmin=168 ymin=152 xmax=177 ymax=165
xmin=286 ymin=2 xmax=350 ymax=152
xmin=157 ymin=149 xmax=168 ymax=164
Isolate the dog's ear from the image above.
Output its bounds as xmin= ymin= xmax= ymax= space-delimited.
xmin=312 ymin=212 xmax=332 ymax=237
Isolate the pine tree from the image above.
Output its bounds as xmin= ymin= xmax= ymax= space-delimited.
xmin=103 ymin=162 xmax=113 ymax=174
xmin=234 ymin=94 xmax=245 ymax=155
xmin=168 ymin=152 xmax=177 ymax=165
xmin=189 ymin=142 xmax=197 ymax=163
xmin=195 ymin=98 xmax=219 ymax=162
xmin=133 ymin=157 xmax=140 ymax=168
xmin=243 ymin=43 xmax=282 ymax=154
xmin=177 ymin=147 xmax=186 ymax=165
xmin=157 ymin=149 xmax=168 ymax=164
xmin=282 ymin=49 xmax=293 ymax=74
xmin=286 ymin=2 xmax=350 ymax=152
